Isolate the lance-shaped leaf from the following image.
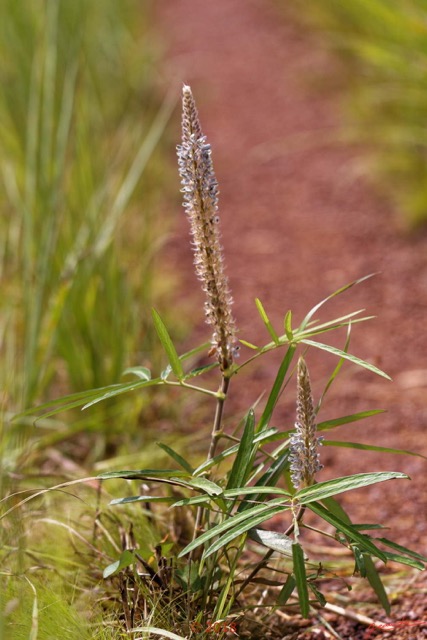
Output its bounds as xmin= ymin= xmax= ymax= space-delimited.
xmin=292 ymin=542 xmax=310 ymax=618
xmin=257 ymin=344 xmax=296 ymax=432
xmin=302 ymin=339 xmax=391 ymax=380
xmin=248 ymin=529 xmax=295 ymax=556
xmin=294 ymin=471 xmax=409 ymax=504
xmin=255 ymin=298 xmax=280 ymax=344
xmin=227 ymin=409 xmax=256 ymax=489
xmin=364 ymin=553 xmax=390 ymax=614
xmin=152 ymin=308 xmax=184 ymax=380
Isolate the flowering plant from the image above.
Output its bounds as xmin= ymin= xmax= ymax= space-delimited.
xmin=27 ymin=85 xmax=426 ymax=636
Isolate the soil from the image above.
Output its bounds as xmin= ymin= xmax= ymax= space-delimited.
xmin=153 ymin=1 xmax=427 ymax=637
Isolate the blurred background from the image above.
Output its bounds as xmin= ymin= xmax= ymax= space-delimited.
xmin=1 ymin=0 xmax=427 ymax=637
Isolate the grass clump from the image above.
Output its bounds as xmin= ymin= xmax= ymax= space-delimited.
xmin=13 ymin=85 xmax=426 ymax=639
xmin=0 ymin=0 xmax=175 ymax=465
xmin=295 ymin=0 xmax=427 ymax=228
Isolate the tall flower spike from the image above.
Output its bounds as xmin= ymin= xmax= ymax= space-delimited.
xmin=289 ymin=357 xmax=323 ymax=489
xmin=177 ymin=85 xmax=237 ymax=370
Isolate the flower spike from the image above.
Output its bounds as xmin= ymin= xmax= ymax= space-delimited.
xmin=177 ymin=85 xmax=237 ymax=370
xmin=289 ymin=357 xmax=323 ymax=489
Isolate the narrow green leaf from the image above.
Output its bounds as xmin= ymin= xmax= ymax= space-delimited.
xmin=277 ymin=574 xmax=296 ymax=605
xmin=255 ymin=298 xmax=280 ymax=345
xmin=152 ymin=308 xmax=184 ymax=380
xmin=238 ymin=451 xmax=290 ymax=512
xmin=194 ymin=427 xmax=278 ymax=475
xmin=227 ymin=409 xmax=256 ymax=489
xmin=321 ymin=496 xmax=352 ymax=524
xmin=308 ymin=502 xmax=387 ymax=562
xmin=248 ymin=528 xmax=294 ymax=556
xmin=302 ymin=339 xmax=391 ymax=380
xmin=257 ymin=344 xmax=296 ymax=431
xmin=377 ymin=538 xmax=427 ymax=563
xmin=131 ymin=628 xmax=187 ymax=640
xmin=122 ymin=366 xmax=151 ymax=381
xmin=239 ymin=339 xmax=260 ymax=350
xmin=292 ymin=543 xmax=310 ymax=618
xmin=295 ymin=472 xmax=409 ymax=504
xmin=323 ymin=440 xmax=426 ymax=459
xmin=185 ymin=363 xmax=218 ymax=379
xmin=103 ymin=550 xmax=135 ymax=579
xmin=317 ymin=410 xmax=385 ymax=431
xmin=352 ymin=545 xmax=367 ymax=577
xmin=157 ymin=443 xmax=194 ymax=473
xmin=176 ymin=476 xmax=223 ymax=496
xmin=309 ymin=582 xmax=326 ymax=607
xmin=98 ymin=468 xmax=189 ymax=480
xmin=172 ymin=485 xmax=291 ymax=507
xmin=316 ymin=322 xmax=351 ymax=412
xmin=110 ymin=495 xmax=175 ymax=505
xmin=383 ymin=553 xmax=424 ymax=570
xmin=363 ymin=553 xmax=390 ymax=614
xmin=179 ymin=341 xmax=211 ymax=361
xmin=284 ymin=310 xmax=293 ymax=340
xmin=82 ymin=378 xmax=162 ymax=410
xmin=204 ymin=505 xmax=289 ymax=558
xmin=299 ymin=274 xmax=375 ymax=332
xmin=178 ymin=497 xmax=288 ymax=557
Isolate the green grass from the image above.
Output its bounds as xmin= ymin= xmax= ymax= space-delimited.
xmin=0 ymin=0 xmax=176 ymax=462
xmin=295 ymin=0 xmax=427 ymax=227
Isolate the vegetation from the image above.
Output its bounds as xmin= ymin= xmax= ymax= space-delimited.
xmin=6 ymin=85 xmax=425 ymax=639
xmin=296 ymin=0 xmax=427 ymax=228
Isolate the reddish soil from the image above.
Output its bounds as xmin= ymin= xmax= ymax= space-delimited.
xmin=154 ymin=1 xmax=427 ymax=636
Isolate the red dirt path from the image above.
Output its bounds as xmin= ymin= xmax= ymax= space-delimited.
xmin=154 ymin=1 xmax=427 ymax=634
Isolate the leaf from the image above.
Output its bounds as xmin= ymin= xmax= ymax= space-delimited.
xmin=178 ymin=497 xmax=288 ymax=558
xmin=194 ymin=427 xmax=278 ymax=475
xmin=110 ymin=495 xmax=175 ymax=505
xmin=131 ymin=628 xmax=187 ymax=640
xmin=172 ymin=485 xmax=290 ymax=507
xmin=382 ymin=552 xmax=424 ymax=570
xmin=122 ymin=366 xmax=151 ymax=381
xmin=308 ymin=502 xmax=388 ymax=561
xmin=302 ymin=338 xmax=391 ymax=380
xmin=176 ymin=476 xmax=223 ymax=496
xmin=277 ymin=574 xmax=296 ymax=605
xmin=152 ymin=308 xmax=184 ymax=380
xmin=284 ymin=310 xmax=293 ymax=340
xmin=82 ymin=377 xmax=162 ymax=410
xmin=377 ymin=538 xmax=427 ymax=563
xmin=157 ymin=443 xmax=194 ymax=473
xmin=309 ymin=582 xmax=326 ymax=607
xmin=239 ymin=339 xmax=260 ymax=350
xmin=298 ymin=274 xmax=375 ymax=332
xmin=255 ymin=298 xmax=280 ymax=345
xmin=203 ymin=504 xmax=289 ymax=558
xmin=316 ymin=322 xmax=351 ymax=412
xmin=238 ymin=451 xmax=290 ymax=512
xmin=295 ymin=472 xmax=409 ymax=504
xmin=363 ymin=553 xmax=390 ymax=614
xmin=103 ymin=550 xmax=135 ymax=578
xmin=257 ymin=344 xmax=296 ymax=431
xmin=185 ymin=363 xmax=218 ymax=379
xmin=317 ymin=410 xmax=385 ymax=431
xmin=292 ymin=542 xmax=310 ymax=618
xmin=98 ymin=468 xmax=190 ymax=480
xmin=321 ymin=496 xmax=352 ymax=524
xmin=323 ymin=440 xmax=426 ymax=459
xmin=227 ymin=409 xmax=256 ymax=490
xmin=248 ymin=528 xmax=294 ymax=556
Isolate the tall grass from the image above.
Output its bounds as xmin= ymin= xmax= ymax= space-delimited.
xmin=297 ymin=0 xmax=427 ymax=227
xmin=0 ymin=0 xmax=174 ymax=464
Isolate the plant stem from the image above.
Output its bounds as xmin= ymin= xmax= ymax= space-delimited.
xmin=207 ymin=375 xmax=230 ymax=462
